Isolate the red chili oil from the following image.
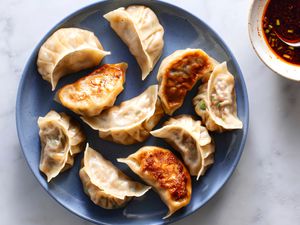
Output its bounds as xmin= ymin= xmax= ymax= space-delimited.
xmin=262 ymin=0 xmax=300 ymax=65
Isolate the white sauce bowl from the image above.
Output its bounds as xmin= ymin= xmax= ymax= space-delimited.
xmin=248 ymin=0 xmax=300 ymax=81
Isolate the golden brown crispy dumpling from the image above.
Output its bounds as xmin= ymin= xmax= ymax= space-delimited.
xmin=79 ymin=144 xmax=150 ymax=209
xmin=37 ymin=28 xmax=110 ymax=90
xmin=193 ymin=62 xmax=243 ymax=132
xmin=104 ymin=6 xmax=164 ymax=80
xmin=118 ymin=146 xmax=191 ymax=218
xmin=151 ymin=115 xmax=215 ymax=179
xmin=38 ymin=110 xmax=85 ymax=182
xmin=82 ymin=85 xmax=164 ymax=145
xmin=157 ymin=49 xmax=216 ymax=115
xmin=58 ymin=63 xmax=127 ymax=117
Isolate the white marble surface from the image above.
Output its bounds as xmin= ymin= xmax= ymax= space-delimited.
xmin=1 ymin=0 xmax=300 ymax=224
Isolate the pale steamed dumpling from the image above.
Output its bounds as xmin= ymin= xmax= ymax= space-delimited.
xmin=104 ymin=5 xmax=164 ymax=80
xmin=151 ymin=115 xmax=215 ymax=179
xmin=193 ymin=62 xmax=243 ymax=131
xmin=82 ymin=85 xmax=164 ymax=145
xmin=79 ymin=144 xmax=150 ymax=209
xmin=37 ymin=28 xmax=110 ymax=90
xmin=38 ymin=110 xmax=86 ymax=182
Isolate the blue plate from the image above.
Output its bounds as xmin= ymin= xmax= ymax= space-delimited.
xmin=16 ymin=0 xmax=249 ymax=224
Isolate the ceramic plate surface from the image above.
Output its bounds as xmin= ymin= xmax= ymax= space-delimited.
xmin=16 ymin=0 xmax=249 ymax=224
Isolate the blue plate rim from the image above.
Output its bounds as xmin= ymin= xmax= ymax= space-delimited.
xmin=15 ymin=0 xmax=249 ymax=224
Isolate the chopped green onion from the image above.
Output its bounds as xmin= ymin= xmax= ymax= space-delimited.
xmin=265 ymin=29 xmax=270 ymax=34
xmin=83 ymin=187 xmax=88 ymax=194
xmin=198 ymin=100 xmax=206 ymax=110
xmin=271 ymin=38 xmax=275 ymax=47
xmin=217 ymin=102 xmax=221 ymax=108
xmin=276 ymin=19 xmax=280 ymax=26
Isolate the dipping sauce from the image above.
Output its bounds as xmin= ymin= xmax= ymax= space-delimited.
xmin=262 ymin=0 xmax=300 ymax=65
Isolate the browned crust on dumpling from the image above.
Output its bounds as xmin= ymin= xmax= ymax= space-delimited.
xmin=58 ymin=63 xmax=127 ymax=116
xmin=161 ymin=52 xmax=212 ymax=112
xmin=138 ymin=147 xmax=191 ymax=202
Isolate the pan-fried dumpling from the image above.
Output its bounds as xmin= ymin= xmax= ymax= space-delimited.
xmin=82 ymin=85 xmax=164 ymax=145
xmin=118 ymin=146 xmax=191 ymax=218
xmin=193 ymin=62 xmax=243 ymax=131
xmin=157 ymin=49 xmax=216 ymax=115
xmin=37 ymin=28 xmax=110 ymax=90
xmin=104 ymin=6 xmax=164 ymax=80
xmin=151 ymin=115 xmax=214 ymax=179
xmin=38 ymin=110 xmax=86 ymax=182
xmin=79 ymin=144 xmax=150 ymax=209
xmin=58 ymin=63 xmax=127 ymax=117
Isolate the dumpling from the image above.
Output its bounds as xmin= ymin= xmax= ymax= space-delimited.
xmin=157 ymin=49 xmax=216 ymax=115
xmin=38 ymin=111 xmax=86 ymax=182
xmin=104 ymin=5 xmax=164 ymax=80
xmin=37 ymin=28 xmax=110 ymax=90
xmin=38 ymin=110 xmax=86 ymax=182
xmin=58 ymin=63 xmax=127 ymax=117
xmin=193 ymin=62 xmax=243 ymax=131
xmin=193 ymin=83 xmax=223 ymax=132
xmin=151 ymin=115 xmax=214 ymax=179
xmin=79 ymin=144 xmax=150 ymax=209
xmin=82 ymin=85 xmax=164 ymax=145
xmin=118 ymin=146 xmax=191 ymax=218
